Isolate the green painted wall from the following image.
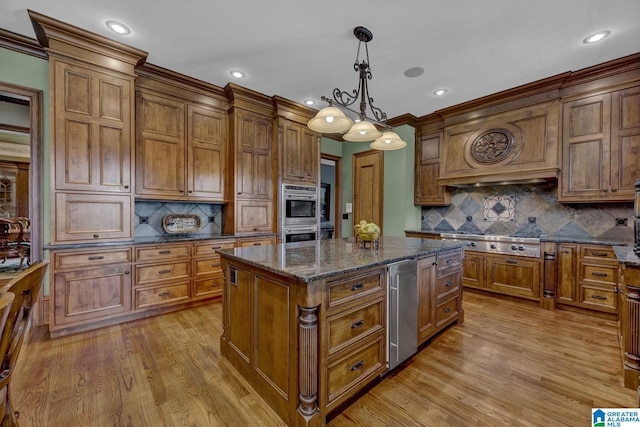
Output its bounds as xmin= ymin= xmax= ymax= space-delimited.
xmin=0 ymin=47 xmax=51 ymax=291
xmin=320 ymin=125 xmax=420 ymax=238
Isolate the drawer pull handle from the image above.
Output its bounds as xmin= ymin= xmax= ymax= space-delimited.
xmin=350 ymin=360 xmax=364 ymax=371
xmin=93 ymin=234 xmax=99 ymax=238
xmin=443 ymin=307 xmax=452 ymax=313
xmin=506 ymin=259 xmax=518 ymax=264
xmin=351 ymin=283 xmax=364 ymax=291
xmin=159 ymin=291 xmax=171 ymax=297
xmin=592 ymin=251 xmax=608 ymax=257
xmin=445 ymin=259 xmax=452 ymax=264
xmin=212 ymin=246 xmax=222 ymax=249
xmin=591 ymin=272 xmax=608 ymax=277
xmin=159 ymin=269 xmax=171 ymax=274
xmin=350 ymin=320 xmax=364 ymax=329
xmin=87 ymin=255 xmax=104 ymax=260
xmin=253 ymin=243 xmax=261 ymax=246
xmin=445 ymin=281 xmax=452 ymax=287
xmin=591 ymin=294 xmax=607 ymax=300
xmin=159 ymin=250 xmax=171 ymax=254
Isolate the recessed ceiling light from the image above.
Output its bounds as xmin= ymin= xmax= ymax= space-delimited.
xmin=230 ymin=70 xmax=245 ymax=79
xmin=583 ymin=30 xmax=610 ymax=44
xmin=105 ymin=20 xmax=131 ymax=35
xmin=403 ymin=67 xmax=425 ymax=78
xmin=433 ymin=89 xmax=447 ymax=96
xmin=304 ymin=99 xmax=315 ymax=106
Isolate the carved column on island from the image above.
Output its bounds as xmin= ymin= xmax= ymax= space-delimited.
xmin=298 ymin=306 xmax=319 ymax=420
xmin=621 ymin=265 xmax=640 ymax=391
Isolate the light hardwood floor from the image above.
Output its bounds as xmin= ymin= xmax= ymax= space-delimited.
xmin=13 ymin=290 xmax=638 ymax=426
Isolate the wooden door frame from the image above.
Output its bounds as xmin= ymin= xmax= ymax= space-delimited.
xmin=352 ymin=149 xmax=384 ymax=235
xmin=320 ymin=153 xmax=342 ymax=239
xmin=0 ymin=81 xmax=44 ymax=324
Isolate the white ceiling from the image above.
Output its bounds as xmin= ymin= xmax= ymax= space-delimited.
xmin=1 ymin=1 xmax=639 ymax=119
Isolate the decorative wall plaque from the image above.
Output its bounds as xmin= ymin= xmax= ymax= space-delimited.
xmin=162 ymin=214 xmax=202 ymax=234
xmin=470 ymin=129 xmax=515 ymax=164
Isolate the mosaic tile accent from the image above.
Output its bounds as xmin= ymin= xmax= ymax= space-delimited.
xmin=135 ymin=201 xmax=223 ymax=237
xmin=483 ymin=195 xmax=515 ymax=222
xmin=420 ymin=183 xmax=635 ymax=242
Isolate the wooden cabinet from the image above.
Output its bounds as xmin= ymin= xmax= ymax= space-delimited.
xmin=134 ymin=243 xmax=192 ymax=309
xmin=30 ymin=12 xmax=148 ymax=246
xmin=555 ymin=243 xmax=619 ymax=313
xmin=224 ymin=84 xmax=276 ymax=236
xmin=485 ymin=254 xmax=541 ymax=300
xmin=280 ymin=118 xmax=319 ymax=185
xmin=560 ymin=85 xmax=640 ymax=202
xmin=235 ymin=235 xmax=276 ymax=247
xmin=417 ymin=256 xmax=436 ymax=344
xmin=414 ymin=128 xmax=451 ymax=205
xmin=50 ymin=247 xmax=133 ymax=335
xmin=135 ymin=86 xmax=227 ymax=202
xmin=461 ymin=251 xmax=485 ymax=290
xmin=192 ymin=239 xmax=235 ymax=300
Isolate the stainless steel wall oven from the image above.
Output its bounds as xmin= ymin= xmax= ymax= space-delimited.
xmin=281 ymin=184 xmax=319 ymax=242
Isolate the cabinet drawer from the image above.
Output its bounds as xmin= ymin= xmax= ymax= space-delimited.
xmin=435 ymin=271 xmax=460 ymax=300
xmin=327 ymin=269 xmax=385 ymax=309
xmin=437 ymin=249 xmax=462 ymax=276
xmin=579 ymin=284 xmax=617 ymax=311
xmin=135 ymin=282 xmax=190 ymax=309
xmin=193 ymin=274 xmax=224 ymax=300
xmin=435 ymin=296 xmax=460 ymax=328
xmin=235 ymin=236 xmax=277 ymax=247
xmin=580 ymin=246 xmax=617 ymax=264
xmin=194 ymin=257 xmax=221 ymax=276
xmin=581 ymin=264 xmax=618 ymax=286
xmin=327 ymin=298 xmax=384 ymax=356
xmin=135 ymin=260 xmax=191 ymax=286
xmin=135 ymin=244 xmax=191 ymax=262
xmin=326 ymin=334 xmax=385 ymax=408
xmin=53 ymin=248 xmax=132 ymax=269
xmin=193 ymin=240 xmax=235 ymax=256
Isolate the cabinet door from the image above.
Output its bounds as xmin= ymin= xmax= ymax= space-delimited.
xmin=415 ymin=132 xmax=450 ymax=205
xmin=236 ymin=111 xmax=272 ymax=199
xmin=187 ymin=104 xmax=227 ymax=201
xmin=485 ymin=255 xmax=541 ymax=300
xmin=556 ymin=244 xmax=578 ymax=304
xmin=462 ymin=251 xmax=485 ymax=289
xmin=225 ymin=264 xmax=252 ymax=363
xmin=282 ymin=121 xmax=319 ymax=184
xmin=610 ymin=86 xmax=640 ymax=200
xmin=235 ymin=200 xmax=274 ymax=234
xmin=53 ymin=60 xmax=133 ymax=193
xmin=52 ymin=264 xmax=132 ymax=328
xmin=53 ymin=192 xmax=132 ymax=243
xmin=417 ymin=256 xmax=436 ymax=344
xmin=560 ymin=94 xmax=611 ymax=201
xmin=135 ymin=91 xmax=186 ymax=198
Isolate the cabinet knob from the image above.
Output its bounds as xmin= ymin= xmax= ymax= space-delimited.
xmin=563 ymin=249 xmax=570 ymax=254
xmin=188 ymin=190 xmax=193 ymax=193
xmin=125 ymin=270 xmax=130 ymax=275
xmin=611 ymin=187 xmax=618 ymax=192
xmin=124 ymin=185 xmax=129 ymax=189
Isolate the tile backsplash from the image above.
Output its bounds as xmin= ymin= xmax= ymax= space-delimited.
xmin=135 ymin=201 xmax=223 ymax=237
xmin=421 ymin=182 xmax=634 ymax=242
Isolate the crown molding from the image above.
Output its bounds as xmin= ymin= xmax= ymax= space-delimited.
xmin=0 ymin=28 xmax=46 ymax=59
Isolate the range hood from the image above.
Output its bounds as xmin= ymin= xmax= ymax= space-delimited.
xmin=439 ymin=168 xmax=559 ymax=188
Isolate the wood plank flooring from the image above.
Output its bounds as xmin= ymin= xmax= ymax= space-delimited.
xmin=13 ymin=290 xmax=638 ymax=426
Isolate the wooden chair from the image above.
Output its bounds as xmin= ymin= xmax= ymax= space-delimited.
xmin=0 ymin=220 xmax=26 ymax=271
xmin=0 ymin=261 xmax=49 ymax=426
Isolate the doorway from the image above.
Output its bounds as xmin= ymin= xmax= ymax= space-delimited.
xmin=0 ymin=81 xmax=44 ymax=323
xmin=353 ymin=150 xmax=384 ymax=235
xmin=320 ymin=153 xmax=342 ymax=239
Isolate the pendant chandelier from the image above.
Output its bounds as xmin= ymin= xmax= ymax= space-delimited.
xmin=307 ymin=26 xmax=407 ymax=151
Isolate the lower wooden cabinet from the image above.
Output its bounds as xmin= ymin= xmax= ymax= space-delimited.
xmin=485 ymin=254 xmax=541 ymax=300
xmin=49 ymin=237 xmax=244 ymax=336
xmin=50 ymin=247 xmax=133 ymax=334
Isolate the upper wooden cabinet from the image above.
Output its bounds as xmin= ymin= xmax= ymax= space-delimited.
xmin=135 ymin=66 xmax=228 ymax=202
xmin=560 ymin=86 xmax=640 ymax=202
xmin=414 ymin=116 xmax=450 ymax=205
xmin=234 ymin=109 xmax=273 ymax=200
xmin=280 ymin=119 xmax=319 ymax=185
xmin=29 ymin=10 xmax=148 ymax=244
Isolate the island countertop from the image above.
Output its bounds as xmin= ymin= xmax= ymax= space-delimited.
xmin=218 ymin=235 xmax=466 ymax=282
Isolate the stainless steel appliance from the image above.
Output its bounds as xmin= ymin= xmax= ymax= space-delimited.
xmin=440 ymin=233 xmax=541 ymax=258
xmin=281 ymin=184 xmax=319 ymax=242
xmin=387 ymin=259 xmax=418 ymax=371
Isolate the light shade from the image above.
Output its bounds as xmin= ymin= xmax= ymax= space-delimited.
xmin=370 ymin=131 xmax=407 ymax=151
xmin=343 ymin=120 xmax=383 ymax=142
xmin=307 ymin=107 xmax=353 ymax=133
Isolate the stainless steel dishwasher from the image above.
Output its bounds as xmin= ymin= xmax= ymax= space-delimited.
xmin=387 ymin=258 xmax=418 ymax=370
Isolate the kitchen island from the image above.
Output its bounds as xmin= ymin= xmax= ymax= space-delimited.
xmin=218 ymin=236 xmax=465 ymax=427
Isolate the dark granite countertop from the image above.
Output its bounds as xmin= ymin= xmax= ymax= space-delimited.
xmin=404 ymin=229 xmax=632 ymax=247
xmin=218 ymin=236 xmax=466 ymax=283
xmin=614 ymin=246 xmax=640 ymax=267
xmin=45 ymin=233 xmax=273 ymax=250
